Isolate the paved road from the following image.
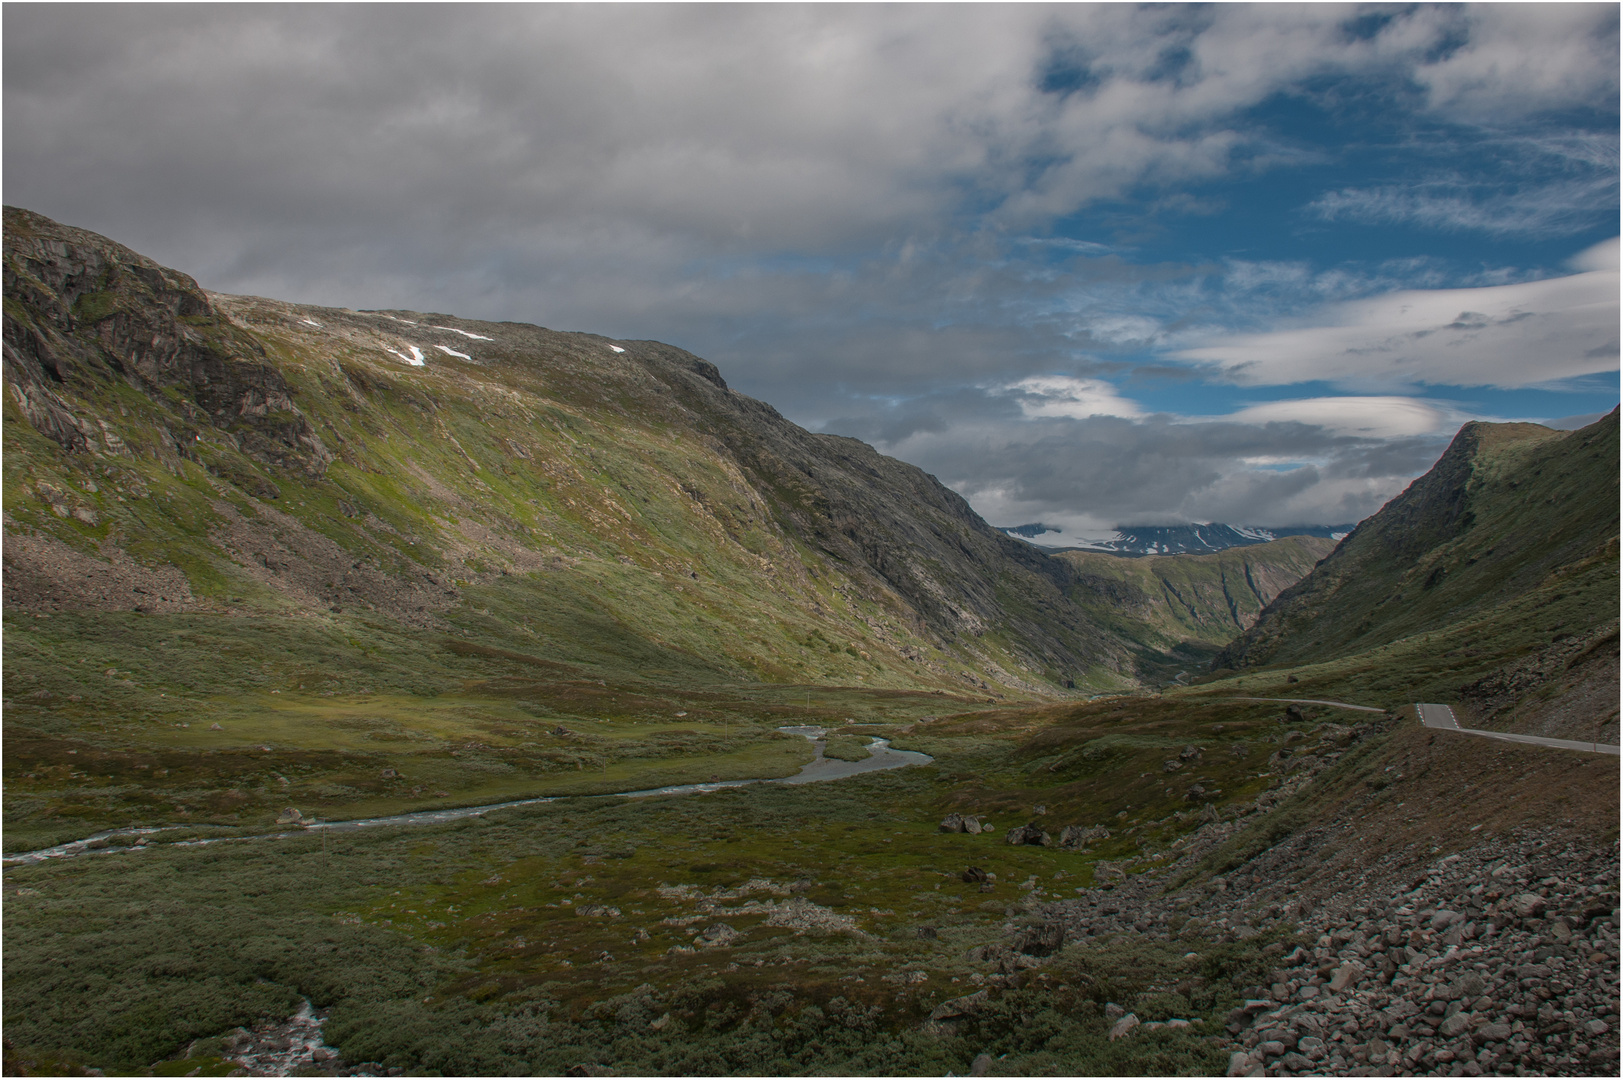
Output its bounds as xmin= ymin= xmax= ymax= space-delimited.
xmin=1416 ymin=702 xmax=1620 ymax=756
xmin=1213 ymin=695 xmax=1386 ymax=714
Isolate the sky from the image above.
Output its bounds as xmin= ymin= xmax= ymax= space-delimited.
xmin=6 ymin=3 xmax=1618 ymax=543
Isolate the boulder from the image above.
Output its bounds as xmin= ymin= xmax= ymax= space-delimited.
xmin=1005 ymin=822 xmax=1049 ymax=846
xmin=969 ymin=1053 xmax=993 ymax=1077
xmin=697 ymin=923 xmax=739 ymax=948
xmin=1512 ymin=893 xmax=1547 ymax=919
xmin=962 ymin=866 xmax=989 ymax=884
xmin=275 ymin=807 xmax=305 ymax=825
xmin=1438 ymin=1013 xmax=1472 ymax=1039
xmin=1108 ymin=1013 xmax=1140 ymax=1041
xmin=1057 ymin=825 xmax=1108 ymax=850
xmin=929 ymin=990 xmax=989 ymax=1022
xmin=962 ymin=815 xmax=984 ymax=835
xmin=940 ymin=813 xmax=967 ymax=833
xmin=1012 ymin=921 xmax=1066 ymax=957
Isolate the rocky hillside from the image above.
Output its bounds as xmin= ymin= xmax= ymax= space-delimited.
xmin=2 ymin=207 xmax=1135 ymax=697
xmin=1212 ymin=412 xmax=1619 ymax=738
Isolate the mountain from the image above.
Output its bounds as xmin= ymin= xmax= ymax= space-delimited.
xmin=1213 ymin=410 xmax=1619 ymax=741
xmin=2 ymin=207 xmax=1137 ymax=699
xmin=1057 ymin=535 xmax=1338 ymax=680
xmin=1001 ymin=521 xmax=1354 ymax=556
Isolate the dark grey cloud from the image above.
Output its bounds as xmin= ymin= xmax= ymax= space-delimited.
xmin=824 ymin=394 xmax=1452 ymax=533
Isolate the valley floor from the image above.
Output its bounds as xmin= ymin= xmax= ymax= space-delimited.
xmin=3 ymin=678 xmax=1616 ymax=1078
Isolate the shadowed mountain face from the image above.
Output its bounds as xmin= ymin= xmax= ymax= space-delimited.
xmin=1057 ymin=536 xmax=1337 ymax=681
xmin=3 ymin=207 xmax=1141 ymax=696
xmin=1213 ymin=410 xmax=1619 ymax=740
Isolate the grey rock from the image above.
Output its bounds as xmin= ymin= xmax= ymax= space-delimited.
xmin=1438 ymin=1013 xmax=1472 ymax=1039
xmin=969 ymin=1052 xmax=993 ymax=1076
xmin=1005 ymin=822 xmax=1050 ymax=846
xmin=930 ymin=990 xmax=989 ymax=1022
xmin=1108 ymin=1013 xmax=1140 ymax=1041
xmin=1012 ymin=921 xmax=1066 ymax=957
xmin=1512 ymin=894 xmax=1548 ymax=919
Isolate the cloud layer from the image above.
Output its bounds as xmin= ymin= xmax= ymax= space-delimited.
xmin=5 ymin=4 xmax=1616 ymax=533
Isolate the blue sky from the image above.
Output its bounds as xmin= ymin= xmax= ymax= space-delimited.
xmin=6 ymin=4 xmax=1617 ymax=540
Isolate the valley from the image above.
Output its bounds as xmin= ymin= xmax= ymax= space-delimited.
xmin=3 ymin=211 xmax=1617 ymax=1078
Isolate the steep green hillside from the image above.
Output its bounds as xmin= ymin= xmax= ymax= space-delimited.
xmin=3 ymin=207 xmax=1137 ymax=697
xmin=1212 ymin=411 xmax=1619 ymax=740
xmin=1057 ymin=536 xmax=1335 ymax=678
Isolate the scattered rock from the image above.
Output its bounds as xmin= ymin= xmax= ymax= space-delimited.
xmin=962 ymin=866 xmax=989 ymax=884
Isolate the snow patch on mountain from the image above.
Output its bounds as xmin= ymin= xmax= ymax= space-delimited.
xmin=385 ymin=345 xmax=426 ymax=366
xmin=431 ymin=325 xmax=493 ymax=341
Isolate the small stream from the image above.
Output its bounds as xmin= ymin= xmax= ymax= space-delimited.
xmin=4 ymin=728 xmax=931 ymax=867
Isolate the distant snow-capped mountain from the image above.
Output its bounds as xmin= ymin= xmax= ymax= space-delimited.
xmin=999 ymin=522 xmax=1354 ymax=556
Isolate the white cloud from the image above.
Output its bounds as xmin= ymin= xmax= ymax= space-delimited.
xmin=1173 ymin=258 xmax=1620 ymax=389
xmin=1410 ymin=4 xmax=1620 ymax=122
xmin=1569 ymin=236 xmax=1620 ymax=273
xmin=1224 ymin=396 xmax=1452 ymax=439
xmin=999 ymin=376 xmax=1145 ymax=420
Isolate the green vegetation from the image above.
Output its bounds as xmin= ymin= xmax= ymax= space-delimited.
xmin=4 ymin=693 xmax=1311 ymax=1076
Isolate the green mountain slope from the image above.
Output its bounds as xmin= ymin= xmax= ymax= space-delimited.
xmin=1212 ymin=411 xmax=1619 ymax=740
xmin=3 ymin=206 xmax=1132 ymax=699
xmin=1056 ymin=536 xmax=1336 ymax=677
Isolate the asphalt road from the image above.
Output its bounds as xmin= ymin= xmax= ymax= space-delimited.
xmin=1213 ymin=695 xmax=1386 ymax=713
xmin=1416 ymin=702 xmax=1620 ymax=756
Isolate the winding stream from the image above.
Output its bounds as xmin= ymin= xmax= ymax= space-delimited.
xmin=4 ymin=728 xmax=931 ymax=867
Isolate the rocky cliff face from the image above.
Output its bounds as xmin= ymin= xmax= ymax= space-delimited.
xmin=4 ymin=208 xmax=332 ymax=475
xmin=2 ymin=208 xmax=1137 ymax=695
